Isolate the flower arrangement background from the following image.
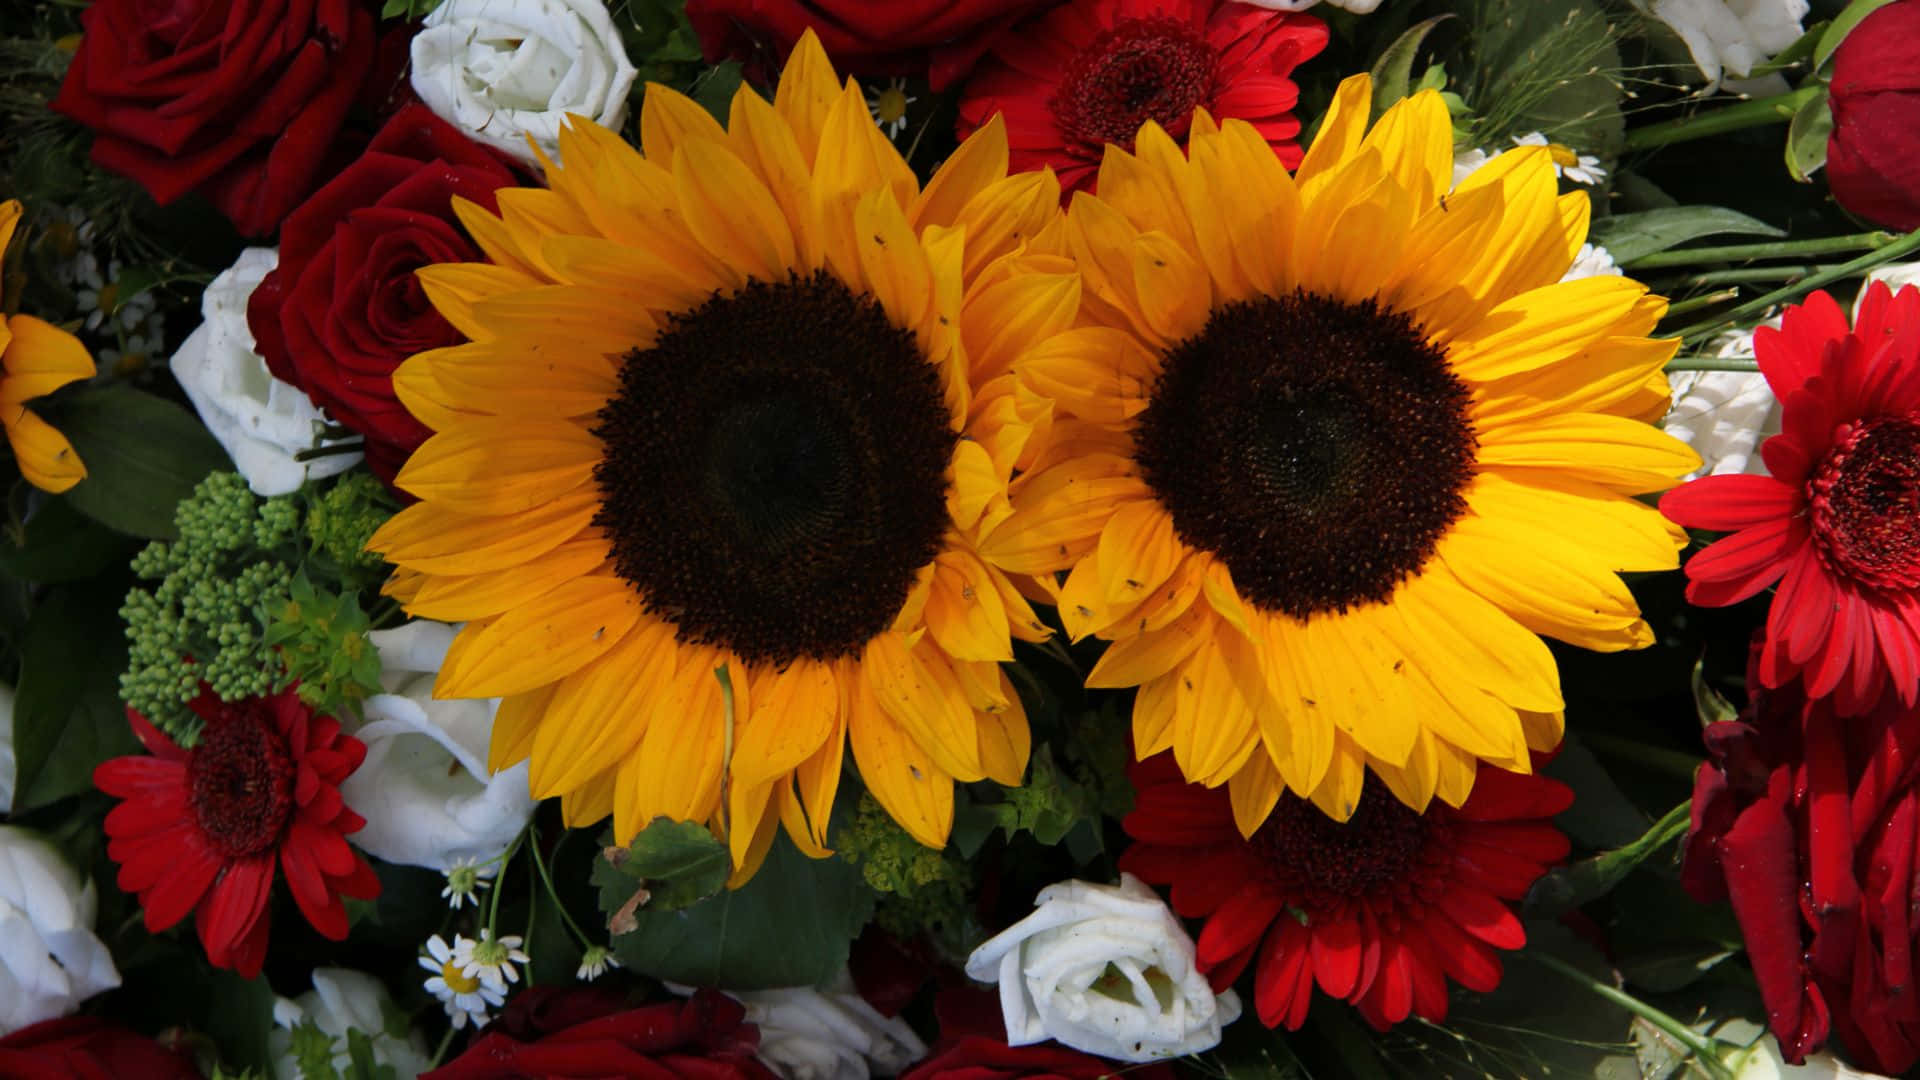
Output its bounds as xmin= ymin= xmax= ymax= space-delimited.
xmin=1 ymin=0 xmax=1918 ymax=1077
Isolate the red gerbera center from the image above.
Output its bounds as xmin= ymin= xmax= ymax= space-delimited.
xmin=1809 ymin=413 xmax=1920 ymax=590
xmin=187 ymin=712 xmax=296 ymax=858
xmin=1051 ymin=16 xmax=1216 ymax=154
xmin=1250 ymin=786 xmax=1436 ymax=915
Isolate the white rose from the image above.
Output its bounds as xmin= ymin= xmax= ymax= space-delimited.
xmin=269 ymin=968 xmax=433 ymax=1080
xmin=169 ymin=247 xmax=362 ymax=497
xmin=0 ymin=683 xmax=15 ymax=814
xmin=1651 ymin=0 xmax=1809 ymax=86
xmin=728 ymin=974 xmax=928 ymax=1080
xmin=338 ymin=620 xmax=537 ymax=873
xmin=410 ymin=0 xmax=640 ymax=168
xmin=0 ymin=826 xmax=121 ymax=1036
xmin=1663 ymin=320 xmax=1782 ymax=479
xmin=964 ymin=874 xmax=1239 ymax=1063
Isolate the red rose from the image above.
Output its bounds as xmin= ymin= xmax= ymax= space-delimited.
xmin=246 ymin=104 xmax=518 ymax=483
xmin=0 ymin=1017 xmax=200 ymax=1080
xmin=685 ymin=0 xmax=1053 ymax=89
xmin=1683 ymin=641 xmax=1920 ymax=1074
xmin=51 ymin=0 xmax=380 ymax=238
xmin=902 ymin=987 xmax=1174 ymax=1080
xmin=1826 ymin=0 xmax=1920 ymax=231
xmin=423 ymin=988 xmax=779 ymax=1080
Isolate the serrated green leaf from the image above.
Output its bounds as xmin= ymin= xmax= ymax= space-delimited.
xmin=605 ymin=832 xmax=874 ymax=989
xmin=1784 ymin=88 xmax=1833 ymax=183
xmin=592 ymin=817 xmax=731 ymax=912
xmin=1369 ymin=16 xmax=1454 ymax=117
xmin=46 ymin=383 xmax=232 ymax=540
xmin=1593 ymin=207 xmax=1786 ymax=264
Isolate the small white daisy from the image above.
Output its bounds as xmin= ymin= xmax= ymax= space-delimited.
xmin=455 ymin=929 xmax=530 ymax=993
xmin=441 ymin=858 xmax=490 ymax=910
xmin=421 ymin=934 xmax=505 ymax=1030
xmin=1510 ymin=132 xmax=1607 ymax=186
xmin=576 ymin=945 xmax=621 ymax=982
xmin=76 ymin=260 xmax=154 ymax=333
xmin=867 ymin=78 xmax=916 ymax=140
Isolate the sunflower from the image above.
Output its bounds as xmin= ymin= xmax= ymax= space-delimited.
xmin=982 ymin=75 xmax=1700 ymax=823
xmin=0 ymin=199 xmax=95 ymax=494
xmin=369 ymin=32 xmax=1076 ymax=879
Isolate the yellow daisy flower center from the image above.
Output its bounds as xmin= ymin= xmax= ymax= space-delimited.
xmin=440 ymin=962 xmax=480 ymax=995
xmin=873 ymin=86 xmax=911 ymax=126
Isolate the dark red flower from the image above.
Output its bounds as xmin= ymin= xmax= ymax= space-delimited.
xmin=1119 ymin=752 xmax=1571 ymax=1031
xmin=246 ymin=104 xmax=519 ymax=484
xmin=92 ymin=686 xmax=380 ymax=978
xmin=905 ymin=986 xmax=1176 ymax=1080
xmin=686 ymin=0 xmax=1052 ymax=89
xmin=1826 ymin=0 xmax=1920 ymax=232
xmin=1661 ymin=283 xmax=1920 ymax=715
xmin=423 ymin=988 xmax=779 ymax=1080
xmin=0 ymin=1017 xmax=200 ymax=1080
xmin=956 ymin=0 xmax=1328 ymax=196
xmin=50 ymin=0 xmax=379 ymax=238
xmin=1683 ymin=640 xmax=1920 ymax=1073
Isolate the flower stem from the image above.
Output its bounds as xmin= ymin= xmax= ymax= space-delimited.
xmin=1662 ymin=289 xmax=1740 ymax=318
xmin=486 ymin=832 xmax=523 ymax=935
xmin=529 ymin=824 xmax=596 ymax=950
xmin=1674 ymin=227 xmax=1920 ymax=343
xmin=430 ymin=1026 xmax=457 ymax=1068
xmin=1663 ymin=356 xmax=1762 ymax=373
xmin=1527 ymin=952 xmax=1736 ymax=1080
xmin=1673 ymin=266 xmax=1814 ymax=287
xmin=1624 ymin=86 xmax=1820 ymax=152
xmin=1628 ymin=231 xmax=1895 ymax=269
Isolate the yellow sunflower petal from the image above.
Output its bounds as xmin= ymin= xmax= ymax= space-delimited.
xmin=772 ymin=29 xmax=842 ymax=166
xmin=862 ymin=630 xmax=984 ymax=782
xmin=1295 ymin=74 xmax=1373 ymax=186
xmin=528 ymin=619 xmax=677 ymax=798
xmin=1477 ymin=414 xmax=1702 ymax=493
xmin=911 ymin=113 xmax=1008 ymax=231
xmin=3 ymin=315 xmax=97 ymax=394
xmin=4 ymin=406 xmax=85 ymax=493
xmin=674 ymin=137 xmax=798 ymax=280
xmin=435 ymin=574 xmax=641 ymax=698
xmin=1228 ymin=749 xmax=1285 ymax=839
xmin=396 ymin=418 xmax=599 ymax=515
xmin=640 ymin=83 xmax=729 ymax=164
xmin=847 ymin=671 xmax=953 ymax=849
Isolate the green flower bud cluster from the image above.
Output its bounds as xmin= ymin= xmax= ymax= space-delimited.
xmin=304 ymin=470 xmax=397 ymax=588
xmin=835 ymin=792 xmax=975 ymax=947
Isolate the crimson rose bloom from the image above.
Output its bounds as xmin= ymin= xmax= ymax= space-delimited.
xmin=1660 ymin=283 xmax=1920 ymax=715
xmin=1826 ymin=0 xmax=1920 ymax=231
xmin=906 ymin=987 xmax=1176 ymax=1080
xmin=686 ymin=0 xmax=1051 ymax=89
xmin=1120 ymin=752 xmax=1571 ymax=1031
xmin=92 ymin=687 xmax=380 ymax=978
xmin=247 ymin=104 xmax=518 ymax=483
xmin=423 ymin=987 xmax=778 ymax=1080
xmin=957 ymin=0 xmax=1328 ymax=196
xmin=51 ymin=0 xmax=378 ymax=238
xmin=1684 ymin=643 xmax=1920 ymax=1073
xmin=0 ymin=1017 xmax=200 ymax=1080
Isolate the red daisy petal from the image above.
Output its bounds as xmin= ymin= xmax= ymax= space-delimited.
xmin=197 ymin=855 xmax=275 ymax=965
xmin=1684 ymin=517 xmax=1808 ymax=590
xmin=1254 ymin=917 xmax=1315 ymax=1031
xmin=1659 ymin=473 xmax=1801 ymax=532
xmin=1432 ymin=886 xmax=1526 ymax=951
xmin=1308 ymin=913 xmax=1363 ymax=999
xmin=1196 ymin=888 xmax=1284 ymax=970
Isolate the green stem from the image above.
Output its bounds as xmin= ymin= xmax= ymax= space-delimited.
xmin=430 ymin=1026 xmax=457 ymax=1069
xmin=1625 ymin=86 xmax=1820 ymax=152
xmin=1662 ymin=289 xmax=1740 ymax=318
xmin=1675 ymin=266 xmax=1814 ymax=287
xmin=1581 ymin=732 xmax=1708 ymax=780
xmin=1528 ymin=952 xmax=1735 ymax=1080
xmin=486 ymin=832 xmax=523 ymax=935
xmin=1628 ymin=231 xmax=1893 ymax=269
xmin=1675 ymin=228 xmax=1920 ymax=343
xmin=529 ymin=824 xmax=596 ymax=950
xmin=1663 ymin=356 xmax=1762 ymax=374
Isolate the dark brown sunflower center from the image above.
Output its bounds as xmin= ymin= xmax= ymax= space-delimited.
xmin=187 ymin=711 xmax=295 ymax=858
xmin=1133 ymin=291 xmax=1477 ymax=619
xmin=1052 ymin=15 xmax=1215 ymax=155
xmin=1251 ymin=782 xmax=1437 ymax=915
xmin=592 ymin=272 xmax=956 ymax=666
xmin=1810 ymin=413 xmax=1920 ymax=590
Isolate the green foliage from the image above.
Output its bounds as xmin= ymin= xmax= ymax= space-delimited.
xmin=303 ymin=471 xmax=397 ymax=587
xmin=11 ymin=574 xmax=138 ymax=811
xmin=379 ymin=0 xmax=443 ymax=19
xmin=590 ymin=817 xmax=732 ymax=913
xmin=264 ymin=574 xmax=383 ymax=721
xmin=835 ymin=792 xmax=977 ymax=950
xmin=288 ymin=1021 xmax=342 ymax=1080
xmin=1588 ymin=207 xmax=1786 ymax=265
xmin=1442 ymin=0 xmax=1627 ymax=156
xmin=48 ymin=384 xmax=235 ymax=540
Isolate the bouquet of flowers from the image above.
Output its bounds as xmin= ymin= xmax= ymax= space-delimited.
xmin=2 ymin=0 xmax=1918 ymax=1076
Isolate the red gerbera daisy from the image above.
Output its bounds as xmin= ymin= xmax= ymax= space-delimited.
xmin=955 ymin=0 xmax=1328 ymax=196
xmin=93 ymin=686 xmax=381 ymax=977
xmin=1661 ymin=282 xmax=1920 ymax=715
xmin=1118 ymin=752 xmax=1571 ymax=1031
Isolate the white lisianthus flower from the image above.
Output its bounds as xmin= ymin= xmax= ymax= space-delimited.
xmin=0 ymin=826 xmax=121 ymax=1036
xmin=1663 ymin=321 xmax=1781 ymax=479
xmin=0 ymin=683 xmax=15 ymax=814
xmin=268 ymin=968 xmax=432 ymax=1080
xmin=964 ymin=874 xmax=1239 ymax=1063
xmin=338 ymin=620 xmax=536 ymax=873
xmin=410 ymin=0 xmax=639 ymax=168
xmin=1650 ymin=0 xmax=1809 ymax=87
xmin=170 ymin=247 xmax=361 ymax=496
xmin=727 ymin=974 xmax=928 ymax=1080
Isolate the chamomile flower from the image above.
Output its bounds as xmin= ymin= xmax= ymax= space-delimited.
xmin=441 ymin=857 xmax=489 ymax=910
xmin=421 ymin=934 xmax=504 ymax=1029
xmin=866 ymin=77 xmax=915 ymax=139
xmin=454 ymin=929 xmax=529 ymax=992
xmin=1511 ymin=132 xmax=1607 ymax=185
xmin=76 ymin=260 xmax=154 ymax=333
xmin=576 ymin=945 xmax=620 ymax=982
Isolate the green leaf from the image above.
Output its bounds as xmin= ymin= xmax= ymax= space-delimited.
xmin=1591 ymin=207 xmax=1786 ymax=264
xmin=0 ymin=496 xmax=138 ymax=584
xmin=592 ymin=817 xmax=732 ymax=912
xmin=1690 ymin=657 xmax=1739 ymax=728
xmin=1815 ymin=0 xmax=1899 ymax=70
xmin=691 ymin=62 xmax=745 ymax=123
xmin=1617 ymin=944 xmax=1736 ymax=994
xmin=1527 ymin=800 xmax=1691 ymax=917
xmin=12 ymin=575 xmax=137 ymax=811
xmin=605 ymin=832 xmax=874 ymax=989
xmin=1369 ymin=16 xmax=1455 ymax=117
xmin=205 ymin=968 xmax=280 ymax=1075
xmin=1784 ymin=88 xmax=1833 ymax=183
xmin=47 ymin=384 xmax=232 ymax=540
